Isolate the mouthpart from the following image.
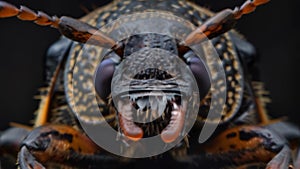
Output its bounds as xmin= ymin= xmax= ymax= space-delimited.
xmin=116 ymin=92 xmax=187 ymax=143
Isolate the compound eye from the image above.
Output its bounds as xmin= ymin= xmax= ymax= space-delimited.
xmin=187 ymin=55 xmax=211 ymax=99
xmin=94 ymin=58 xmax=116 ymax=102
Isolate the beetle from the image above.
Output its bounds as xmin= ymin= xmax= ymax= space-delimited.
xmin=0 ymin=0 xmax=300 ymax=168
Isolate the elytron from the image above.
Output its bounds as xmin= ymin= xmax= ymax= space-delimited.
xmin=0 ymin=0 xmax=299 ymax=169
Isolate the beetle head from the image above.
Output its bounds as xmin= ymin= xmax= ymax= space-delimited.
xmin=94 ymin=33 xmax=209 ymax=143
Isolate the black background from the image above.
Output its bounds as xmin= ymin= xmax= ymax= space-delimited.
xmin=0 ymin=0 xmax=299 ymax=130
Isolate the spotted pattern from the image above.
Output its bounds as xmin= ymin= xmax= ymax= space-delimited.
xmin=63 ymin=0 xmax=244 ymax=125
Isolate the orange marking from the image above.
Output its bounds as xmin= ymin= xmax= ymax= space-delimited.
xmin=32 ymin=125 xmax=100 ymax=163
xmin=202 ymin=126 xmax=277 ymax=165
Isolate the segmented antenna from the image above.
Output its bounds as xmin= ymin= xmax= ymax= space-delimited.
xmin=0 ymin=1 xmax=117 ymax=48
xmin=183 ymin=0 xmax=270 ymax=46
xmin=233 ymin=0 xmax=270 ymax=19
xmin=0 ymin=1 xmax=60 ymax=28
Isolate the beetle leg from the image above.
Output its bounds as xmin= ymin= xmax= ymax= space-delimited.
xmin=17 ymin=125 xmax=123 ymax=169
xmin=265 ymin=145 xmax=293 ymax=169
xmin=18 ymin=146 xmax=45 ymax=169
xmin=0 ymin=127 xmax=30 ymax=156
xmin=0 ymin=127 xmax=30 ymax=168
xmin=182 ymin=0 xmax=270 ymax=46
xmin=0 ymin=1 xmax=116 ymax=48
xmin=196 ymin=125 xmax=294 ymax=168
xmin=18 ymin=124 xmax=99 ymax=169
xmin=33 ymin=56 xmax=63 ymax=128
